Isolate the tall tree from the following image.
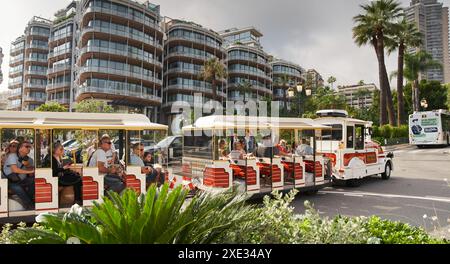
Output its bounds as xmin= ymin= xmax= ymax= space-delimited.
xmin=199 ymin=58 xmax=227 ymax=103
xmin=327 ymin=76 xmax=337 ymax=90
xmin=354 ymin=88 xmax=372 ymax=109
xmin=236 ymin=80 xmax=253 ymax=103
xmin=403 ymin=51 xmax=442 ymax=112
xmin=353 ymin=0 xmax=403 ymax=126
xmin=386 ymin=18 xmax=422 ymax=125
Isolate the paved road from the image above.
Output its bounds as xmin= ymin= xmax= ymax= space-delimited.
xmin=292 ymin=145 xmax=450 ymax=234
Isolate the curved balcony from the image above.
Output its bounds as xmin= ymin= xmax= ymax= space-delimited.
xmin=76 ymin=86 xmax=162 ymax=104
xmin=24 ymin=70 xmax=47 ymax=77
xmin=23 ymin=95 xmax=46 ymax=103
xmin=77 ymin=66 xmax=163 ymax=85
xmin=164 ymin=51 xmax=215 ymax=63
xmin=79 ymin=46 xmax=162 ymax=68
xmin=83 ymin=6 xmax=162 ymax=33
xmin=25 ymin=57 xmax=48 ymax=64
xmin=10 ymin=57 xmax=24 ymax=66
xmin=165 ymin=35 xmax=225 ymax=54
xmin=8 ymin=69 xmax=23 ymax=78
xmin=10 ymin=46 xmax=24 ymax=56
xmin=47 ymin=64 xmax=72 ymax=76
xmin=48 ymin=48 xmax=72 ymax=61
xmin=8 ymin=89 xmax=22 ymax=100
xmin=8 ymin=79 xmax=23 ymax=88
xmin=28 ymin=31 xmax=50 ymax=38
xmin=165 ymin=84 xmax=226 ymax=98
xmin=272 ymin=69 xmax=302 ymax=79
xmin=46 ymin=82 xmax=71 ymax=92
xmin=228 ymin=69 xmax=272 ymax=81
xmin=26 ymin=43 xmax=48 ymax=51
xmin=23 ymin=83 xmax=46 ymax=91
xmin=49 ymin=31 xmax=73 ymax=44
xmin=165 ymin=68 xmax=202 ymax=76
xmin=7 ymin=104 xmax=22 ymax=111
xmin=228 ymin=83 xmax=272 ymax=95
xmin=80 ymin=26 xmax=163 ymax=51
xmin=227 ymin=54 xmax=269 ymax=67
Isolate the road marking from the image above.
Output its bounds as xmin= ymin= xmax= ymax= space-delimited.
xmin=409 ymin=149 xmax=425 ymax=154
xmin=319 ymin=190 xmax=450 ymax=203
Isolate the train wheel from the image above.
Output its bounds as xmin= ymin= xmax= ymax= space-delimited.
xmin=381 ymin=163 xmax=391 ymax=180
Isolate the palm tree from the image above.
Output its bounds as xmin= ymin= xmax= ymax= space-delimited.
xmin=403 ymin=51 xmax=442 ymax=112
xmin=199 ymin=58 xmax=227 ymax=102
xmin=236 ymin=80 xmax=253 ymax=103
xmin=327 ymin=76 xmax=337 ymax=90
xmin=353 ymin=0 xmax=403 ymax=126
xmin=386 ymin=18 xmax=422 ymax=125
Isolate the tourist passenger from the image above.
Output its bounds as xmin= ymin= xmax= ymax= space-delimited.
xmin=1 ymin=140 xmax=19 ymax=166
xmin=276 ymin=140 xmax=290 ymax=156
xmin=229 ymin=141 xmax=246 ymax=160
xmin=2 ymin=141 xmax=35 ymax=210
xmin=51 ymin=142 xmax=82 ymax=205
xmin=143 ymin=151 xmax=162 ymax=187
xmin=295 ymin=138 xmax=314 ymax=156
xmin=89 ymin=134 xmax=125 ymax=194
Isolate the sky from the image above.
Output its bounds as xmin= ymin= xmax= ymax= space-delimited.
xmin=1 ymin=0 xmax=450 ymax=92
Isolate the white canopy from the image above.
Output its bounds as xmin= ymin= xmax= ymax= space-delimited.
xmin=0 ymin=111 xmax=168 ymax=130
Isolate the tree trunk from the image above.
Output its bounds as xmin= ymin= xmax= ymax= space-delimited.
xmin=212 ymin=79 xmax=217 ymax=102
xmin=397 ymin=43 xmax=406 ymax=126
xmin=413 ymin=79 xmax=420 ymax=112
xmin=376 ymin=33 xmax=395 ymax=126
xmin=375 ymin=38 xmax=388 ymax=125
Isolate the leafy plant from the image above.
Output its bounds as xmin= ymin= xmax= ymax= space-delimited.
xmin=9 ymin=184 xmax=254 ymax=244
xmin=365 ymin=216 xmax=446 ymax=244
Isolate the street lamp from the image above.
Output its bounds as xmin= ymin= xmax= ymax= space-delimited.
xmin=420 ymin=99 xmax=428 ymax=111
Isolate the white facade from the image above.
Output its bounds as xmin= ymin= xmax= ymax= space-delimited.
xmin=338 ymin=83 xmax=378 ymax=109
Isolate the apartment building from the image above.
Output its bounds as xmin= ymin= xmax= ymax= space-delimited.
xmin=0 ymin=47 xmax=3 ymax=85
xmin=305 ymin=69 xmax=324 ymax=92
xmin=338 ymin=83 xmax=378 ymax=109
xmin=405 ymin=0 xmax=450 ymax=83
xmin=271 ymin=58 xmax=305 ymax=110
xmin=219 ymin=27 xmax=272 ymax=104
xmin=163 ymin=19 xmax=226 ymax=124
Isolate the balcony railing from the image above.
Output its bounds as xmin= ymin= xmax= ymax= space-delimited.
xmin=227 ymin=55 xmax=268 ymax=65
xmin=165 ymin=84 xmax=226 ymax=98
xmin=76 ymin=86 xmax=162 ymax=102
xmin=48 ymin=48 xmax=72 ymax=59
xmin=26 ymin=43 xmax=48 ymax=50
xmin=228 ymin=69 xmax=272 ymax=80
xmin=46 ymin=82 xmax=71 ymax=91
xmin=47 ymin=64 xmax=72 ymax=75
xmin=25 ymin=70 xmax=47 ymax=76
xmin=25 ymin=57 xmax=48 ymax=63
xmin=164 ymin=51 xmax=214 ymax=62
xmin=23 ymin=95 xmax=46 ymax=103
xmin=78 ymin=66 xmax=163 ymax=85
xmin=24 ymin=83 xmax=46 ymax=90
xmin=80 ymin=26 xmax=163 ymax=50
xmin=84 ymin=6 xmax=162 ymax=32
xmin=49 ymin=31 xmax=73 ymax=43
xmin=80 ymin=46 xmax=162 ymax=67
xmin=166 ymin=35 xmax=225 ymax=53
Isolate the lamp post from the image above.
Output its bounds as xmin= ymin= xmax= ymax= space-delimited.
xmin=288 ymin=83 xmax=312 ymax=117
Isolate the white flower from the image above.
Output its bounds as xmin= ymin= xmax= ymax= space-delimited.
xmin=66 ymin=237 xmax=81 ymax=244
xmin=35 ymin=213 xmax=47 ymax=223
xmin=423 ymin=214 xmax=428 ymax=219
xmin=69 ymin=204 xmax=83 ymax=216
xmin=431 ymin=216 xmax=438 ymax=222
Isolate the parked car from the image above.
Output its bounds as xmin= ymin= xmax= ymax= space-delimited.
xmin=144 ymin=136 xmax=182 ymax=164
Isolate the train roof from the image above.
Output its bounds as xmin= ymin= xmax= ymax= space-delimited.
xmin=183 ymin=115 xmax=331 ymax=130
xmin=0 ymin=111 xmax=168 ymax=130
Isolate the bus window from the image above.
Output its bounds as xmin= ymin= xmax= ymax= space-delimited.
xmin=127 ymin=130 xmax=143 ymax=167
xmin=355 ymin=125 xmax=365 ymax=150
xmin=183 ymin=130 xmax=213 ymax=160
xmin=296 ymin=130 xmax=314 ymax=156
xmin=346 ymin=126 xmax=354 ymax=149
xmin=83 ymin=130 xmax=98 ymax=167
xmin=321 ymin=124 xmax=343 ymax=141
xmin=1 ymin=129 xmax=35 ymax=211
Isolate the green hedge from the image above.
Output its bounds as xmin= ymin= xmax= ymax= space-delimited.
xmin=373 ymin=125 xmax=409 ymax=139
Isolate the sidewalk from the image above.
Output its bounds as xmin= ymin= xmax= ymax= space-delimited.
xmin=384 ymin=143 xmax=411 ymax=152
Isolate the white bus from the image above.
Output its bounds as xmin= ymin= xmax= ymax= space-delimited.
xmin=409 ymin=110 xmax=450 ymax=147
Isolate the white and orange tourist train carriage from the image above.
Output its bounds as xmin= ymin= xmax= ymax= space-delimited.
xmin=167 ymin=115 xmax=333 ymax=195
xmin=314 ymin=110 xmax=394 ymax=186
xmin=0 ymin=111 xmax=167 ymax=219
